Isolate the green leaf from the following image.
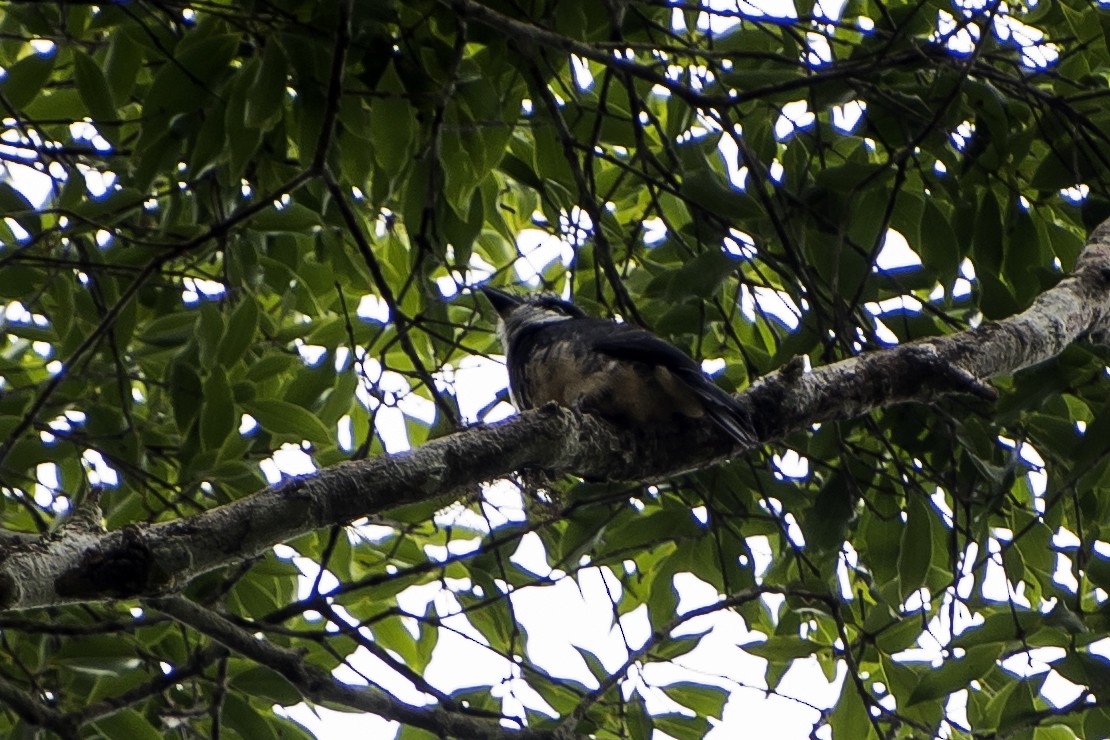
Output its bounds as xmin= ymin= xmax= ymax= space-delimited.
xmin=413 ymin=602 xmax=440 ymax=674
xmin=829 ymin=676 xmax=878 ymax=739
xmin=647 ymin=566 xmax=680 ymax=633
xmin=144 ymin=33 xmax=239 ymax=115
xmin=919 ymin=199 xmax=961 ymax=284
xmin=555 ymin=507 xmax=610 ymax=566
xmin=659 ymin=248 xmax=740 ymax=301
xmin=222 ymin=694 xmax=280 ymax=740
xmin=741 ymin=635 xmax=822 ymax=662
xmin=251 ymin=203 xmax=323 ymax=234
xmin=245 ymin=41 xmax=288 ymax=129
xmin=201 ymin=366 xmax=237 ymax=450
xmin=132 ymin=130 xmax=185 ymax=193
xmin=0 ymin=49 xmax=56 ymax=109
xmin=103 ymin=27 xmax=143 ymax=102
xmin=244 ymin=353 xmax=300 ymax=381
xmin=1087 ymin=553 xmax=1110 ymax=592
xmin=190 ymin=100 xmax=229 ymax=177
xmin=804 ymin=471 xmax=856 ymax=552
xmin=653 ymin=713 xmax=712 ymax=739
xmin=654 ymin=628 xmax=710 ymax=660
xmin=722 ymin=66 xmax=805 ymax=99
xmin=229 ymin=665 xmax=302 ymax=705
xmin=627 ymin=691 xmax=653 ymax=740
xmin=0 ymin=179 xmax=41 ymax=235
xmin=660 ymin=681 xmax=729 ymax=719
xmin=951 ymin=609 xmax=1042 ymax=649
xmin=908 ymin=644 xmax=1003 ymax=705
xmin=92 ymin=709 xmax=162 ymax=740
xmin=1051 ymin=651 xmax=1110 ymax=701
xmin=572 ymin=645 xmax=611 ymax=684
xmin=369 ymin=61 xmax=416 ymax=177
xmin=898 ymin=493 xmax=934 ymax=602
xmin=217 ymin=295 xmax=259 ymax=367
xmin=73 ymin=49 xmax=116 ymax=122
xmin=0 ymin=265 xmax=43 ymax=302
xmin=459 ymin=595 xmax=516 ymax=652
xmin=197 ymin=302 xmax=225 ymax=369
xmin=170 ymin=360 xmax=204 ymax=431
xmin=815 ymin=161 xmax=892 ymax=192
xmin=225 ymin=58 xmax=264 ymax=179
xmin=242 ymin=399 xmax=332 ymax=445
xmin=680 ymin=168 xmax=761 ymax=221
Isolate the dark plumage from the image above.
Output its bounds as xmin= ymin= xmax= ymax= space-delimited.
xmin=480 ymin=286 xmax=755 ymax=447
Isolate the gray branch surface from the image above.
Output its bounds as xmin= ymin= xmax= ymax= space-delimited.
xmin=2 ymin=222 xmax=1110 ymax=615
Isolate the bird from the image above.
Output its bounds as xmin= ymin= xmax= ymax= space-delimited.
xmin=479 ymin=285 xmax=756 ymax=447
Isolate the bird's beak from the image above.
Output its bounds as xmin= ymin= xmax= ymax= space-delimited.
xmin=478 ymin=285 xmax=522 ymax=316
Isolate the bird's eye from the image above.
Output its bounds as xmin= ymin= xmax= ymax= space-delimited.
xmin=530 ymin=295 xmax=584 ymax=318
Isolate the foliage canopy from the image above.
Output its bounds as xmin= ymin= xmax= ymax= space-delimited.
xmin=1 ymin=0 xmax=1110 ymax=737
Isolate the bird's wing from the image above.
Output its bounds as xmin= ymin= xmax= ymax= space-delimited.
xmin=591 ymin=326 xmax=702 ymax=372
xmin=593 ymin=328 xmax=756 ymax=446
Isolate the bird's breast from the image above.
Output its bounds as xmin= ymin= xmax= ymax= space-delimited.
xmin=513 ymin=339 xmax=705 ymax=424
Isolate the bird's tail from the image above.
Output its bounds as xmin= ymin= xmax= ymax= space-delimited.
xmin=703 ymin=398 xmax=757 ymax=447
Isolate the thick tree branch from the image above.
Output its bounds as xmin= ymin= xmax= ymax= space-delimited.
xmin=0 ymin=222 xmax=1109 ymax=613
xmin=745 ymin=221 xmax=1110 ymax=435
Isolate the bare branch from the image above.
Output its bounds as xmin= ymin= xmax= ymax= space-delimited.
xmin=148 ymin=595 xmax=566 ymax=739
xmin=0 ymin=673 xmax=77 ymax=739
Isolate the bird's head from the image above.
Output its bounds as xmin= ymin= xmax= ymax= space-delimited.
xmin=479 ymin=285 xmax=586 ymax=343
